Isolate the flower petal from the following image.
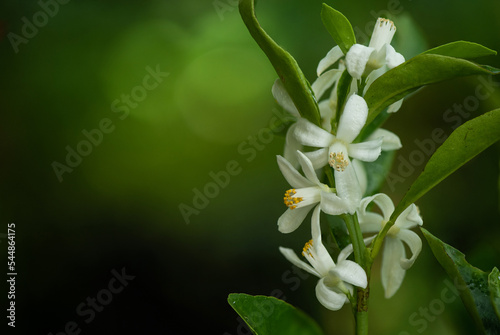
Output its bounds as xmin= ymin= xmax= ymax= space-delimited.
xmin=345 ymin=44 xmax=375 ymax=79
xmin=368 ymin=18 xmax=396 ymax=51
xmin=297 ymin=151 xmax=321 ymax=185
xmin=358 ymin=212 xmax=384 ymax=234
xmin=283 ymin=124 xmax=303 ymax=169
xmin=387 ymin=98 xmax=404 ymax=114
xmin=317 ymin=45 xmax=344 ymax=76
xmin=277 ymin=155 xmax=313 ymax=189
xmin=333 ymin=168 xmax=361 ymax=214
xmin=312 ymin=69 xmax=343 ymax=100
xmin=360 ymin=193 xmax=394 ymax=221
xmin=294 ymin=119 xmax=335 ymax=148
xmin=318 ymin=100 xmax=334 ymax=132
xmin=381 ymin=238 xmax=406 ymax=298
xmin=385 ymin=44 xmax=405 ymax=69
xmin=272 ymin=79 xmax=300 ymax=116
xmin=331 ymin=144 xmax=362 ymax=214
xmin=337 ymin=237 xmax=376 ymax=263
xmin=398 ymin=229 xmax=422 ymax=270
xmin=311 ymin=205 xmax=336 ymax=273
xmin=336 ymin=94 xmax=368 ymax=143
xmin=363 ymin=65 xmax=387 ymax=95
xmin=395 ymin=204 xmax=423 ymax=229
xmin=348 ymin=138 xmax=383 ymax=162
xmin=320 ymin=191 xmax=352 ymax=216
xmin=304 ymin=148 xmax=329 ymax=170
xmin=279 ymin=246 xmax=320 ymax=277
xmin=352 ymin=159 xmax=367 ymax=196
xmin=368 ymin=128 xmax=402 ymax=150
xmin=315 ymin=277 xmax=348 ymax=311
xmin=278 ymin=205 xmax=314 ymax=233
xmin=331 ymin=260 xmax=367 ymax=288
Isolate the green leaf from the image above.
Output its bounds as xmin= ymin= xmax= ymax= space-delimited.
xmin=390 ymin=109 xmax=500 ymax=221
xmin=363 ymin=150 xmax=396 ymax=197
xmin=489 ymin=268 xmax=500 ymax=320
xmin=422 ymin=41 xmax=497 ymax=59
xmin=421 ymin=228 xmax=500 ymax=334
xmin=320 ymin=4 xmax=356 ymax=55
xmin=364 ymin=54 xmax=500 ymax=126
xmin=239 ymin=0 xmax=321 ymax=126
xmin=228 ymin=293 xmax=325 ymax=335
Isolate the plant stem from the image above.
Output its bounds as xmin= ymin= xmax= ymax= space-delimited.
xmin=369 ymin=219 xmax=394 ymax=260
xmin=342 ymin=213 xmax=371 ymax=335
xmin=341 ymin=213 xmax=366 ymax=265
xmin=355 ymin=309 xmax=369 ymax=335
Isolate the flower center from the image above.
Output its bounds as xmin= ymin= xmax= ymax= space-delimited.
xmin=329 ymin=152 xmax=349 ymax=172
xmin=284 ymin=189 xmax=303 ymax=209
xmin=302 ymin=239 xmax=314 ymax=257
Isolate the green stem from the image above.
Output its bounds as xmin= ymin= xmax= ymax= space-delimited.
xmin=369 ymin=219 xmax=394 ymax=260
xmin=355 ymin=309 xmax=369 ymax=335
xmin=341 ymin=213 xmax=366 ymax=265
xmin=342 ymin=213 xmax=371 ymax=335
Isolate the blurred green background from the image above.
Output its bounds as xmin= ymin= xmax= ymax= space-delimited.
xmin=1 ymin=0 xmax=499 ymax=334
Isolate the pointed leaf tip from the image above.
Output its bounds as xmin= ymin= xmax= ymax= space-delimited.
xmin=321 ymin=4 xmax=356 ymax=55
xmin=239 ymin=0 xmax=321 ymax=126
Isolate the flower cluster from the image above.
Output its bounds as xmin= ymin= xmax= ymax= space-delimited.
xmin=275 ymin=18 xmax=423 ymax=310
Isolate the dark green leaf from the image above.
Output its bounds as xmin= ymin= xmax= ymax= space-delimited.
xmin=239 ymin=0 xmax=321 ymax=125
xmin=489 ymin=267 xmax=500 ymax=320
xmin=363 ymin=150 xmax=396 ymax=197
xmin=364 ymin=54 xmax=500 ymax=126
xmin=423 ymin=41 xmax=497 ymax=59
xmin=320 ymin=4 xmax=356 ymax=55
xmin=391 ymin=109 xmax=500 ymax=221
xmin=228 ymin=293 xmax=324 ymax=335
xmin=421 ymin=228 xmax=500 ymax=334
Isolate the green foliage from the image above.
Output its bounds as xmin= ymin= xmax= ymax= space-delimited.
xmin=227 ymin=294 xmax=325 ymax=335
xmin=364 ymin=54 xmax=500 ymax=126
xmin=239 ymin=0 xmax=321 ymax=126
xmin=421 ymin=229 xmax=500 ymax=334
xmin=489 ymin=268 xmax=500 ymax=320
xmin=320 ymin=4 xmax=356 ymax=54
xmin=423 ymin=41 xmax=497 ymax=59
xmin=390 ymin=109 xmax=500 ymax=221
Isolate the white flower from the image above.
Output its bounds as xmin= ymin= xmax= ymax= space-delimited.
xmin=293 ymin=94 xmax=383 ymax=213
xmin=294 ymin=94 xmax=382 ymax=169
xmin=277 ymin=151 xmax=356 ymax=233
xmin=272 ymin=70 xmax=343 ymax=167
xmin=357 ymin=193 xmax=423 ymax=298
xmin=279 ymin=205 xmax=367 ymax=310
xmin=346 ymin=18 xmax=405 ymax=113
xmin=345 ymin=18 xmax=405 ymax=80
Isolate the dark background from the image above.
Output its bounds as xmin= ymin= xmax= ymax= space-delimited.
xmin=1 ymin=0 xmax=499 ymax=334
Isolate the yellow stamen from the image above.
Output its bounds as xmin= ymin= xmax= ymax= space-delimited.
xmin=302 ymin=239 xmax=314 ymax=257
xmin=329 ymin=152 xmax=349 ymax=172
xmin=379 ymin=18 xmax=396 ymax=31
xmin=283 ymin=189 xmax=303 ymax=210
